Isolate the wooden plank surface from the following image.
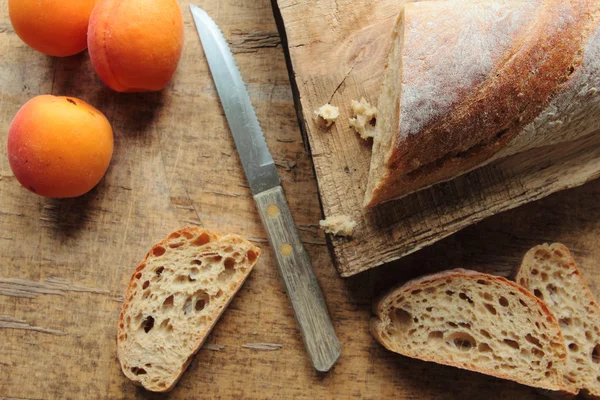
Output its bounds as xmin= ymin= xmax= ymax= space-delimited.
xmin=1 ymin=0 xmax=599 ymax=399
xmin=273 ymin=0 xmax=600 ymax=276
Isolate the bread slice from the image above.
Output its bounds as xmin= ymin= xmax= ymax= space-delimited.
xmin=515 ymin=244 xmax=600 ymax=398
xmin=371 ymin=269 xmax=572 ymax=394
xmin=117 ymin=227 xmax=261 ymax=392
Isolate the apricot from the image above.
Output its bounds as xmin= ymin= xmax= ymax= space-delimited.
xmin=88 ymin=0 xmax=184 ymax=92
xmin=7 ymin=95 xmax=114 ymax=198
xmin=9 ymin=0 xmax=97 ymax=57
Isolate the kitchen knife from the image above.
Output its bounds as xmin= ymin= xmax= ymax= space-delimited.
xmin=190 ymin=4 xmax=341 ymax=372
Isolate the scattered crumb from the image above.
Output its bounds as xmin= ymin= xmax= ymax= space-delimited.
xmin=242 ymin=343 xmax=283 ymax=351
xmin=319 ymin=215 xmax=357 ymax=237
xmin=351 ymin=97 xmax=377 ymax=119
xmin=314 ymin=104 xmax=340 ymax=127
xmin=349 ymin=115 xmax=372 ymax=140
xmin=349 ymin=97 xmax=377 ymax=140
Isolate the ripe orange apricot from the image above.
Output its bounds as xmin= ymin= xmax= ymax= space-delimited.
xmin=8 ymin=0 xmax=97 ymax=57
xmin=88 ymin=0 xmax=184 ymax=92
xmin=7 ymin=95 xmax=114 ymax=198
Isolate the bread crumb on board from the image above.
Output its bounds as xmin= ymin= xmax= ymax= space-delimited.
xmin=349 ymin=98 xmax=377 ymax=140
xmin=314 ymin=104 xmax=340 ymax=127
xmin=319 ymin=215 xmax=357 ymax=237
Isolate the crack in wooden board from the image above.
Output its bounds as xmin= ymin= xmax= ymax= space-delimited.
xmin=204 ymin=343 xmax=226 ymax=351
xmin=273 ymin=0 xmax=600 ymax=276
xmin=0 ymin=277 xmax=110 ymax=299
xmin=241 ymin=343 xmax=283 ymax=351
xmin=0 ymin=315 xmax=67 ymax=336
xmin=228 ymin=29 xmax=281 ymax=53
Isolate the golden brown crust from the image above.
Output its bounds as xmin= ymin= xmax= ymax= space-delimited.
xmin=366 ymin=0 xmax=599 ymax=206
xmin=370 ymin=269 xmax=575 ymax=394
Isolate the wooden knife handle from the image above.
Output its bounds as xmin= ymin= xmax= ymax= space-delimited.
xmin=254 ymin=185 xmax=341 ymax=372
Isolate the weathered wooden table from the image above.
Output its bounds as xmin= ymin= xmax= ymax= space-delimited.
xmin=0 ymin=1 xmax=598 ymax=399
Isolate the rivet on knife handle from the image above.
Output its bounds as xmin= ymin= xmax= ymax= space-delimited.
xmin=255 ymin=186 xmax=341 ymax=371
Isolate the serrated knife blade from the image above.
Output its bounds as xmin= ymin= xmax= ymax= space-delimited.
xmin=190 ymin=4 xmax=341 ymax=372
xmin=189 ymin=4 xmax=279 ymax=195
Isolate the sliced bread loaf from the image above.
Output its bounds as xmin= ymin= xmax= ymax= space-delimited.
xmin=117 ymin=227 xmax=261 ymax=392
xmin=364 ymin=0 xmax=600 ymax=206
xmin=371 ymin=269 xmax=572 ymax=394
xmin=515 ymin=243 xmax=600 ymax=398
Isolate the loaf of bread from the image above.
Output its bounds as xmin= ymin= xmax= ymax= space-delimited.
xmin=515 ymin=243 xmax=600 ymax=398
xmin=365 ymin=0 xmax=600 ymax=206
xmin=371 ymin=269 xmax=573 ymax=394
xmin=117 ymin=227 xmax=261 ymax=392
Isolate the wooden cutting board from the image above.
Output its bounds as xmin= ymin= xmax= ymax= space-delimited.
xmin=272 ymin=0 xmax=600 ymax=277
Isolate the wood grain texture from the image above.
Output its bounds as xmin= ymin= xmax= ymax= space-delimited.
xmin=1 ymin=0 xmax=600 ymax=399
xmin=255 ymin=186 xmax=340 ymax=372
xmin=273 ymin=0 xmax=600 ymax=276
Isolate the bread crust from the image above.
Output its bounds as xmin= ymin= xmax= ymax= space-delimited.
xmin=116 ymin=227 xmax=261 ymax=392
xmin=371 ymin=269 xmax=575 ymax=395
xmin=366 ymin=0 xmax=600 ymax=206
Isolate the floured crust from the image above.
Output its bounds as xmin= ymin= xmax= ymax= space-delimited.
xmin=366 ymin=0 xmax=600 ymax=206
xmin=117 ymin=227 xmax=261 ymax=392
xmin=371 ymin=269 xmax=574 ymax=394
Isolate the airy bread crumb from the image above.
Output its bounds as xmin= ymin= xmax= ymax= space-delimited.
xmin=319 ymin=215 xmax=356 ymax=237
xmin=349 ymin=97 xmax=377 ymax=140
xmin=314 ymin=104 xmax=340 ymax=127
xmin=117 ymin=227 xmax=261 ymax=392
xmin=371 ymin=269 xmax=572 ymax=394
xmin=515 ymin=243 xmax=600 ymax=397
